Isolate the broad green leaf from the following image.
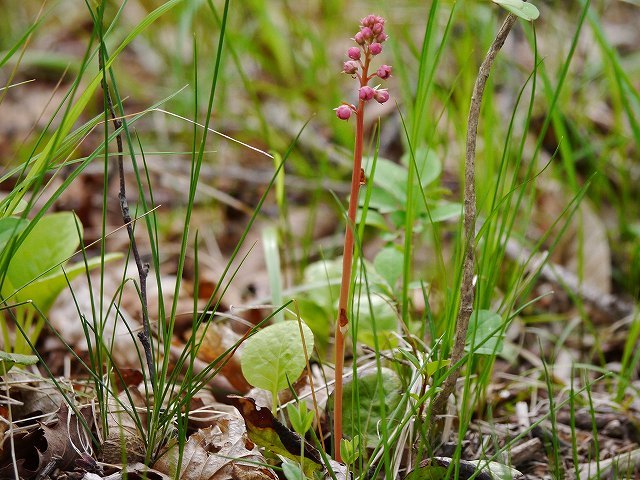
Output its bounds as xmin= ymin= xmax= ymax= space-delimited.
xmin=403 ymin=465 xmax=448 ymax=480
xmin=294 ymin=299 xmax=330 ymax=354
xmin=424 ymin=202 xmax=463 ymax=223
xmin=492 ymin=0 xmax=540 ymax=21
xmin=465 ymin=310 xmax=505 ymax=355
xmin=353 ymin=294 xmax=398 ymax=348
xmin=0 ymin=217 xmax=28 ymax=254
xmin=0 ymin=350 xmax=38 ymax=375
xmin=15 ymin=254 xmax=121 ymax=312
xmin=363 ymin=186 xmax=402 ymax=214
xmin=356 ymin=209 xmax=389 ymax=231
xmin=282 ymin=461 xmax=306 ymax=480
xmin=402 ymin=147 xmax=442 ymax=190
xmin=2 ymin=212 xmax=81 ymax=297
xmin=336 ymin=368 xmax=402 ymax=447
xmin=302 ymin=259 xmax=341 ymax=309
xmin=365 ymin=157 xmax=407 ymax=203
xmin=373 ymin=246 xmax=404 ymax=289
xmin=240 ymin=321 xmax=314 ymax=394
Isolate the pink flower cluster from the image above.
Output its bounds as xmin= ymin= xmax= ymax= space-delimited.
xmin=334 ymin=14 xmax=392 ymax=121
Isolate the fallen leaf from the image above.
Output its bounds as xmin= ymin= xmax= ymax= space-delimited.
xmin=154 ymin=408 xmax=277 ymax=480
xmin=99 ymin=386 xmax=148 ymax=465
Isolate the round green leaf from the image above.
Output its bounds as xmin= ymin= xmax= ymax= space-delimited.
xmin=492 ymin=0 xmax=540 ymax=21
xmin=241 ymin=321 xmax=314 ymax=393
xmin=373 ymin=246 xmax=404 ymax=290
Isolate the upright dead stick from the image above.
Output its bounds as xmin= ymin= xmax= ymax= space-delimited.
xmin=99 ymin=53 xmax=156 ymax=390
xmin=429 ymin=13 xmax=517 ymax=427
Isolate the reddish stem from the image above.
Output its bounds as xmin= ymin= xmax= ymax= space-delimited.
xmin=334 ymin=56 xmax=369 ymax=462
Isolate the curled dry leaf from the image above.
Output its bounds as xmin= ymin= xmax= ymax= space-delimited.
xmin=154 ymin=408 xmax=277 ymax=480
xmin=0 ymin=403 xmax=94 ymax=479
xmin=99 ymin=386 xmax=148 ymax=465
xmin=195 ymin=322 xmax=251 ymax=392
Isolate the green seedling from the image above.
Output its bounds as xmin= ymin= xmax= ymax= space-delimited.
xmin=287 ymin=402 xmax=315 ymax=436
xmin=340 ymin=434 xmax=361 ymax=466
xmin=240 ymin=320 xmax=314 ymax=412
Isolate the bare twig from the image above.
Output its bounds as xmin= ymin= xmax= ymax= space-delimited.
xmin=429 ymin=14 xmax=518 ymax=428
xmin=99 ymin=54 xmax=156 ymax=390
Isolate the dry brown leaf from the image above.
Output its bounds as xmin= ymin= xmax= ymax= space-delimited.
xmin=0 ymin=403 xmax=94 ymax=479
xmin=99 ymin=386 xmax=148 ymax=465
xmin=195 ymin=322 xmax=251 ymax=392
xmin=154 ymin=411 xmax=277 ymax=480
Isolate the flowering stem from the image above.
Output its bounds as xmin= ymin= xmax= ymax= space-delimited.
xmin=334 ymin=58 xmax=369 ymax=463
xmin=332 ymin=15 xmax=390 ymax=461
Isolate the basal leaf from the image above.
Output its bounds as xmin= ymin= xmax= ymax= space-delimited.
xmin=354 ymin=294 xmax=399 ymax=349
xmin=3 ymin=212 xmax=81 ymax=296
xmin=373 ymin=246 xmax=404 ymax=289
xmin=336 ymin=368 xmax=402 ymax=447
xmin=15 ymin=253 xmax=122 ymax=312
xmin=240 ymin=321 xmax=314 ymax=394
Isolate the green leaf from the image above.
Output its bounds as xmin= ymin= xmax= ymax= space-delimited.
xmin=294 ymin=299 xmax=330 ymax=355
xmin=241 ymin=321 xmax=314 ymax=395
xmin=465 ymin=310 xmax=505 ymax=355
xmin=373 ymin=246 xmax=404 ymax=289
xmin=363 ymin=186 xmax=402 ymax=214
xmin=365 ymin=157 xmax=407 ymax=203
xmin=403 ymin=465 xmax=448 ymax=480
xmin=356 ymin=209 xmax=389 ymax=231
xmin=0 ymin=217 xmax=28 ymax=255
xmin=492 ymin=0 xmax=540 ymax=21
xmin=287 ymin=403 xmax=314 ymax=436
xmin=0 ymin=350 xmax=38 ymax=375
xmin=15 ymin=254 xmax=121 ymax=313
xmin=282 ymin=461 xmax=306 ymax=480
xmin=336 ymin=368 xmax=402 ymax=447
xmin=402 ymin=146 xmax=442 ymax=190
xmin=424 ymin=202 xmax=463 ymax=223
xmin=302 ymin=259 xmax=341 ymax=311
xmin=3 ymin=212 xmax=81 ymax=296
xmin=353 ymin=294 xmax=398 ymax=348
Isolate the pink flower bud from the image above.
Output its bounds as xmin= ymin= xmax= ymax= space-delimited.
xmin=363 ymin=14 xmax=376 ymax=27
xmin=374 ymin=89 xmax=390 ymax=104
xmin=377 ymin=64 xmax=392 ymax=79
xmin=354 ymin=31 xmax=365 ymax=45
xmin=347 ymin=47 xmax=361 ymax=60
xmin=335 ymin=105 xmax=352 ymax=120
xmin=369 ymin=43 xmax=383 ymax=55
xmin=375 ymin=16 xmax=385 ymax=25
xmin=360 ymin=27 xmax=373 ymax=40
xmin=376 ymin=32 xmax=388 ymax=43
xmin=343 ymin=61 xmax=359 ymax=74
xmin=372 ymin=23 xmax=383 ymax=35
xmin=359 ymin=86 xmax=375 ymax=101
